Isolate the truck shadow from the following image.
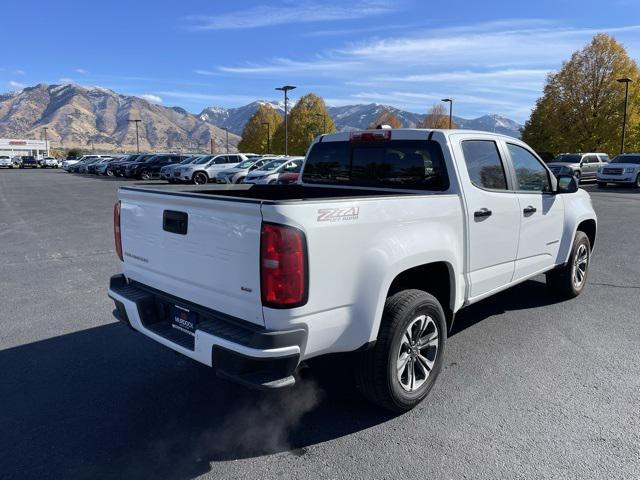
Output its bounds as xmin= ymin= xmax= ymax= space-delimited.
xmin=450 ymin=278 xmax=556 ymax=336
xmin=1 ymin=279 xmax=555 ymax=479
xmin=0 ymin=321 xmax=393 ymax=480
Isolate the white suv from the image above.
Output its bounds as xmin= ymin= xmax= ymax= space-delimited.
xmin=597 ymin=153 xmax=640 ymax=188
xmin=0 ymin=155 xmax=13 ymax=168
xmin=173 ymin=154 xmax=247 ymax=184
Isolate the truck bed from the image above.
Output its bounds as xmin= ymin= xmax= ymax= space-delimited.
xmin=122 ymin=183 xmax=423 ymax=203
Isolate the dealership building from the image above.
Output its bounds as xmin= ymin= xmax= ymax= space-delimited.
xmin=0 ymin=138 xmax=49 ymax=158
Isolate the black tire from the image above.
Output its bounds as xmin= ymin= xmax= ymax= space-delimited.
xmin=546 ymin=231 xmax=590 ymax=300
xmin=354 ymin=289 xmax=446 ymax=412
xmin=193 ymin=172 xmax=208 ymax=185
xmin=139 ymin=170 xmax=150 ymax=180
xmin=635 ymin=174 xmax=640 ymax=189
xmin=597 ymin=182 xmax=606 ymax=188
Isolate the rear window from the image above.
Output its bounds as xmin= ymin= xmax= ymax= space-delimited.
xmin=303 ymin=140 xmax=449 ymax=190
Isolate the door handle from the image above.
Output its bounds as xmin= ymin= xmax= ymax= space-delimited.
xmin=523 ymin=206 xmax=537 ymax=215
xmin=474 ymin=208 xmax=492 ymax=219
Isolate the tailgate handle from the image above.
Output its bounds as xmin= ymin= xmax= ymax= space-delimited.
xmin=163 ymin=210 xmax=188 ymax=235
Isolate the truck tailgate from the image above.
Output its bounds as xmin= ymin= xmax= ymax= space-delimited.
xmin=118 ymin=188 xmax=265 ymax=326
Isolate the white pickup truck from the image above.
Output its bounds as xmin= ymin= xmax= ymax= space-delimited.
xmin=108 ymin=129 xmax=597 ymax=411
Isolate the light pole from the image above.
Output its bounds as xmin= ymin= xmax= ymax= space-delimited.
xmin=617 ymin=77 xmax=632 ymax=154
xmin=128 ymin=119 xmax=142 ymax=153
xmin=276 ymin=85 xmax=296 ymax=155
xmin=223 ymin=127 xmax=229 ymax=154
xmin=441 ymin=98 xmax=453 ymax=129
xmin=262 ymin=122 xmax=271 ymax=153
xmin=42 ymin=127 xmax=49 ymax=157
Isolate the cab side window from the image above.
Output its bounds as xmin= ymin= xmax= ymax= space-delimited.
xmin=507 ymin=143 xmax=551 ymax=192
xmin=461 ymin=140 xmax=508 ymax=190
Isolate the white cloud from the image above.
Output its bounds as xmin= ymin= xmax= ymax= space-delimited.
xmin=185 ymin=0 xmax=399 ymax=31
xmin=8 ymin=80 xmax=25 ymax=90
xmin=219 ymin=57 xmax=362 ymax=74
xmin=141 ymin=94 xmax=162 ymax=103
xmin=154 ymin=90 xmax=261 ymax=104
xmin=14 ymin=69 xmax=25 ymax=75
xmin=58 ymin=78 xmax=75 ymax=83
xmin=75 ymin=68 xmax=88 ymax=74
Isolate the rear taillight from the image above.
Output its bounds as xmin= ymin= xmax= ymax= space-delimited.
xmin=114 ymin=201 xmax=123 ymax=261
xmin=260 ymin=223 xmax=307 ymax=308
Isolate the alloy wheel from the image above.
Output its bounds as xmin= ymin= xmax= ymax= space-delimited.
xmin=396 ymin=315 xmax=439 ymax=392
xmin=572 ymin=244 xmax=589 ymax=289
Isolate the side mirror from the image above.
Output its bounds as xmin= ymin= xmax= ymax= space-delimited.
xmin=556 ymin=174 xmax=578 ymax=194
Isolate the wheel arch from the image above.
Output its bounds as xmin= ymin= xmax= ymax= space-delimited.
xmin=385 ymin=261 xmax=456 ymax=333
xmin=577 ymin=218 xmax=596 ymax=251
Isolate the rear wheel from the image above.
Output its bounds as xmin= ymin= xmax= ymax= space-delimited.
xmin=546 ymin=231 xmax=590 ymax=299
xmin=635 ymin=174 xmax=640 ymax=189
xmin=193 ymin=172 xmax=208 ymax=185
xmin=354 ymin=289 xmax=446 ymax=412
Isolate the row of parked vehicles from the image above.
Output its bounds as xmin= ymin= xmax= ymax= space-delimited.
xmin=0 ymin=155 xmax=62 ymax=168
xmin=62 ymin=153 xmax=305 ymax=185
xmin=546 ymin=151 xmax=640 ymax=188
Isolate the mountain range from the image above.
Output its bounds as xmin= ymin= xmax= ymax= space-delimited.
xmin=200 ymin=102 xmax=523 ymax=138
xmin=0 ymin=83 xmax=523 ymax=153
xmin=0 ymin=84 xmax=240 ymax=153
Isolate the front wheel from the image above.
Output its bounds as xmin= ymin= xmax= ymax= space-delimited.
xmin=635 ymin=174 xmax=640 ymax=189
xmin=546 ymin=231 xmax=590 ymax=299
xmin=139 ymin=170 xmax=151 ymax=180
xmin=193 ymin=172 xmax=208 ymax=185
xmin=354 ymin=289 xmax=446 ymax=412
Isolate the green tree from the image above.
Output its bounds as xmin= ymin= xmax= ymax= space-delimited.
xmin=238 ymin=104 xmax=283 ymax=154
xmin=522 ymin=33 xmax=640 ymax=156
xmin=272 ymin=93 xmax=336 ymax=155
xmin=368 ymin=109 xmax=402 ymax=129
xmin=420 ymin=103 xmax=457 ymax=129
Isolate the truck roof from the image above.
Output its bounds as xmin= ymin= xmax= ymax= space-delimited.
xmin=318 ymin=128 xmax=521 ymax=143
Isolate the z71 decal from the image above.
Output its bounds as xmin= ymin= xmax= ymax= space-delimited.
xmin=317 ymin=207 xmax=360 ymax=222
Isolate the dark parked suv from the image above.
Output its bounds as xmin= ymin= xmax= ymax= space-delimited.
xmin=19 ymin=156 xmax=38 ymax=168
xmin=124 ymin=154 xmax=188 ymax=180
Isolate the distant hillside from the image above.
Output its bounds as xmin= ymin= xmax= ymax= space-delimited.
xmin=199 ymin=101 xmax=523 ymax=138
xmin=0 ymin=84 xmax=240 ymax=152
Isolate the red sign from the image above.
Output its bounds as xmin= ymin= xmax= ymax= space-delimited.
xmin=9 ymin=141 xmax=27 ymax=145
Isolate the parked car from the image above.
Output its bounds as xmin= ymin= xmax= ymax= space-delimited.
xmin=108 ymin=128 xmax=597 ymax=412
xmin=596 ymin=153 xmax=640 ymax=188
xmin=112 ymin=154 xmax=154 ymax=177
xmin=19 ymin=156 xmax=38 ymax=169
xmin=546 ymin=153 xmax=609 ymax=182
xmin=63 ymin=155 xmax=111 ymax=171
xmin=105 ymin=155 xmax=140 ymax=176
xmin=172 ymin=154 xmax=247 ymax=184
xmin=94 ymin=156 xmax=124 ymax=175
xmin=277 ymin=170 xmax=301 ymax=185
xmin=41 ymin=157 xmax=60 ymax=168
xmin=124 ymin=154 xmax=188 ymax=180
xmin=216 ymin=156 xmax=283 ymax=184
xmin=160 ymin=155 xmax=201 ymax=182
xmin=0 ymin=155 xmax=13 ymax=168
xmin=78 ymin=158 xmax=106 ymax=173
xmin=243 ymin=157 xmax=305 ymax=184
xmin=12 ymin=156 xmax=23 ymax=167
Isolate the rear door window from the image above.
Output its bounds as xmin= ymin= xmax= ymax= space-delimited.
xmin=303 ymin=140 xmax=448 ymax=190
xmin=461 ymin=140 xmax=508 ymax=190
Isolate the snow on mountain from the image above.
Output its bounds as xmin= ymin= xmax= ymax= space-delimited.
xmin=200 ymin=101 xmax=522 ymax=138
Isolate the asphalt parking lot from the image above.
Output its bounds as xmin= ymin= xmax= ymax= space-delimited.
xmin=1 ymin=168 xmax=639 ymax=480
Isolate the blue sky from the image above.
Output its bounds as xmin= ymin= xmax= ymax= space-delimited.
xmin=1 ymin=0 xmax=639 ymax=122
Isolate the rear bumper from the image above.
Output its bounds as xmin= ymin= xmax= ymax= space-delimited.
xmin=108 ymin=274 xmax=305 ymax=389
